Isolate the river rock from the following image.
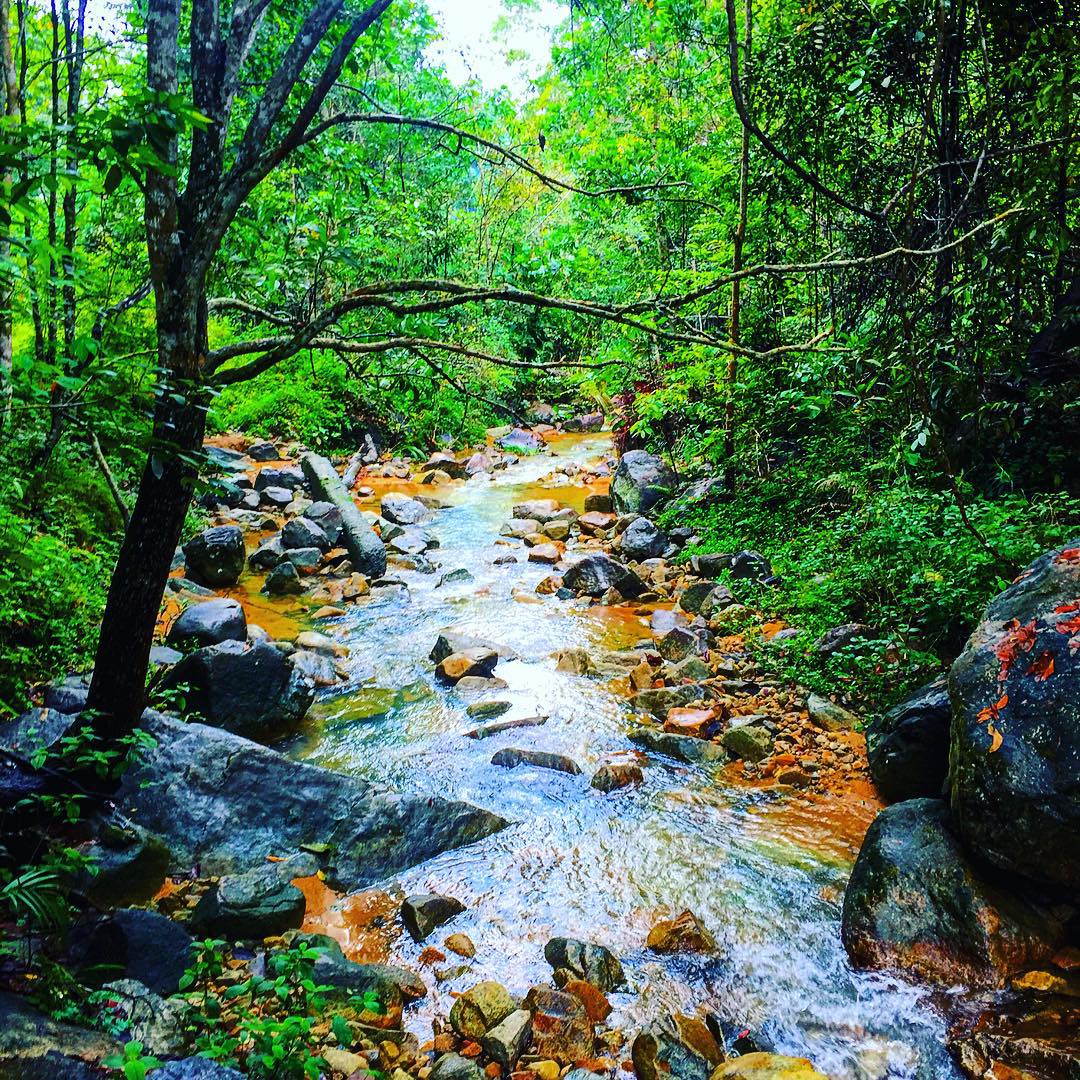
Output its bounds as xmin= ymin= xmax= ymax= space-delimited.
xmin=865 ymin=674 xmax=950 ymax=802
xmin=583 ymin=493 xmax=612 ymax=513
xmin=72 ymin=818 xmax=170 ymax=908
xmin=629 ymin=683 xmax=712 ymax=717
xmin=620 ymin=517 xmax=668 ymax=561
xmin=115 ymin=712 xmax=507 ymax=889
xmin=498 ymin=428 xmax=544 ymax=451
xmin=948 ymin=539 xmax=1080 ymax=889
xmin=152 ymin=1062 xmax=246 ymax=1080
xmin=301 ymin=452 xmax=387 ymax=578
xmin=501 ymin=518 xmax=543 ymax=539
xmin=524 ymin=987 xmax=593 ymax=1064
xmin=0 ymin=991 xmax=120 ymax=1078
xmin=0 ymin=707 xmax=77 ymax=755
xmin=563 ymin=554 xmax=645 ymax=598
xmin=465 ymin=715 xmax=548 ymax=739
xmin=427 ymin=630 xmax=507 ymax=660
xmin=554 ymin=647 xmax=594 ymax=675
xmin=610 ymin=450 xmax=676 ymax=515
xmin=263 ymin=560 xmax=304 ymax=595
xmin=41 ymin=672 xmax=91 ymax=713
xmin=576 ymin=510 xmax=615 ymax=537
xmin=721 ymin=724 xmax=772 ymax=763
xmin=161 ymin=640 xmax=314 ymax=741
xmin=632 ymin=1012 xmax=723 ymax=1080
xmin=466 ymin=452 xmax=494 ymax=475
xmin=630 ymin=728 xmax=728 ymax=764
xmin=700 ymin=584 xmax=737 ymax=619
xmin=658 ymin=626 xmax=704 ymax=662
xmin=281 ymin=516 xmax=330 ymax=552
xmin=167 ymin=597 xmax=247 ymax=650
xmin=191 ymin=866 xmax=305 ymax=939
xmin=260 ymin=485 xmax=293 ymax=508
xmin=246 ymin=439 xmax=278 ymax=461
xmin=491 ymin=747 xmax=582 ymax=774
xmin=806 ymin=692 xmax=858 ymax=732
xmin=100 ymin=979 xmax=187 ymax=1057
xmin=303 ymin=501 xmax=343 ymax=544
xmin=647 ymin=909 xmax=717 ymax=954
xmin=544 ymin=937 xmax=624 ymax=991
xmin=254 ymin=465 xmax=305 ymax=491
xmin=482 ymin=1008 xmax=532 ymax=1069
xmin=436 ymin=648 xmax=499 ymax=683
xmin=591 ymin=761 xmax=644 ymax=792
xmin=249 ymin=535 xmax=284 ymax=569
xmin=182 ymin=525 xmax=245 ymax=587
xmin=381 ymin=493 xmax=431 ymax=525
xmin=514 ymin=499 xmax=564 ymax=523
xmin=841 ymin=798 xmax=1067 ymax=987
xmin=813 ymin=622 xmax=874 ymax=654
xmin=677 ymin=582 xmax=716 ymax=615
xmin=542 ymin=520 xmax=571 ymax=541
xmin=430 ymin=1054 xmax=485 ymax=1080
xmin=449 ymin=981 xmax=516 ymax=1038
xmin=730 ymin=550 xmax=773 ymax=581
xmin=69 ymin=907 xmax=193 ymax=995
xmin=566 ymin=411 xmax=604 ymax=432
xmin=401 ymin=893 xmax=466 ymax=942
xmin=710 ymin=1053 xmax=830 ymax=1079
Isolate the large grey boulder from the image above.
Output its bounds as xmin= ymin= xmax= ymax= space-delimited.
xmin=301 ymin=452 xmax=386 ymax=578
xmin=116 ymin=713 xmax=508 ymax=890
xmin=841 ymin=799 xmax=1068 ymax=988
xmin=182 ymin=525 xmax=245 ymax=587
xmin=68 ymin=907 xmax=193 ymax=995
xmin=281 ymin=517 xmax=330 ymax=553
xmin=381 ymin=492 xmax=431 ymax=525
xmin=0 ymin=707 xmax=77 ymax=756
xmin=161 ymin=640 xmax=314 ymax=741
xmin=153 ymin=1062 xmax=245 ymax=1080
xmin=866 ymin=674 xmax=950 ymax=802
xmin=167 ymin=597 xmax=247 ymax=651
xmin=619 ymin=517 xmax=668 ymax=561
xmin=610 ymin=450 xmax=675 ymax=515
xmin=563 ymin=554 xmax=645 ymax=599
xmin=304 ymin=501 xmax=343 ymax=545
xmin=0 ymin=992 xmax=119 ymax=1079
xmin=544 ymin=937 xmax=624 ymax=991
xmin=948 ymin=539 xmax=1080 ymax=889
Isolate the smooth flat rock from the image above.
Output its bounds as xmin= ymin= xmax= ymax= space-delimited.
xmin=116 ymin=712 xmax=507 ymax=889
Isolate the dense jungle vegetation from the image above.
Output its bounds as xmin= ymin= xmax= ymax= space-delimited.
xmin=1 ymin=0 xmax=1078 ymax=717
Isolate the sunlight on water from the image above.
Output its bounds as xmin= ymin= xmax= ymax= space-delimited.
xmin=286 ymin=434 xmax=961 ymax=1080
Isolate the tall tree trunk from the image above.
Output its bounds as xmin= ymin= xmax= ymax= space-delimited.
xmin=0 ymin=0 xmax=18 ymax=433
xmin=724 ymin=0 xmax=751 ymax=491
xmin=86 ymin=303 xmax=208 ymax=737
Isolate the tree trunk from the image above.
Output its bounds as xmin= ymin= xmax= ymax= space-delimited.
xmin=0 ymin=0 xmax=18 ymax=433
xmin=86 ymin=305 xmax=208 ymax=739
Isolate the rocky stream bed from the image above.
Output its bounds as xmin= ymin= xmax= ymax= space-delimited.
xmin=2 ymin=424 xmax=1077 ymax=1080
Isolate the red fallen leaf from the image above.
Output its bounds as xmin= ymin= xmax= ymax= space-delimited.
xmin=1028 ymin=652 xmax=1055 ymax=681
xmin=1056 ymin=613 xmax=1080 ymax=637
xmin=1054 ymin=547 xmax=1080 ymax=564
xmin=1053 ymin=600 xmax=1080 ymax=615
xmin=977 ymin=693 xmax=1008 ymax=724
xmin=987 ymin=722 xmax=1004 ymax=753
xmin=994 ymin=619 xmax=1039 ymax=681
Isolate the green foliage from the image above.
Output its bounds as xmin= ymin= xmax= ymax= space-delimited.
xmin=0 ymin=502 xmax=112 ymax=715
xmin=103 ymin=1041 xmax=163 ymax=1080
xmin=175 ymin=938 xmax=383 ymax=1076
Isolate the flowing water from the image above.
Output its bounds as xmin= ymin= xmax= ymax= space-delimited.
xmin=279 ymin=434 xmax=961 ymax=1080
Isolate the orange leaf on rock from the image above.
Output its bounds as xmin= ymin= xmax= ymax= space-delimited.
xmin=1027 ymin=652 xmax=1055 ymax=681
xmin=977 ymin=694 xmax=1008 ymax=725
xmin=987 ymin=722 xmax=1004 ymax=753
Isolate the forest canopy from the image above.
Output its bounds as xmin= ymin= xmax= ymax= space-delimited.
xmin=1 ymin=0 xmax=1077 ymax=714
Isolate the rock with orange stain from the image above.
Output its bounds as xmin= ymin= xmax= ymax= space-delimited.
xmin=523 ymin=987 xmax=593 ymax=1064
xmin=564 ymin=979 xmax=612 ymax=1024
xmin=296 ymin=878 xmax=400 ymax=963
xmin=632 ymin=1013 xmax=722 ymax=1080
xmin=419 ymin=946 xmax=448 ymax=966
xmin=436 ymin=649 xmax=499 ymax=684
xmin=664 ymin=707 xmax=720 ymax=739
xmin=646 ymin=910 xmax=717 ymax=955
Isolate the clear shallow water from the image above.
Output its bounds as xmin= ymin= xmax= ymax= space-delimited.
xmin=285 ymin=435 xmax=961 ymax=1080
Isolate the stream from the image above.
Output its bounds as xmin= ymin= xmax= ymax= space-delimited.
xmin=273 ymin=433 xmax=961 ymax=1080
